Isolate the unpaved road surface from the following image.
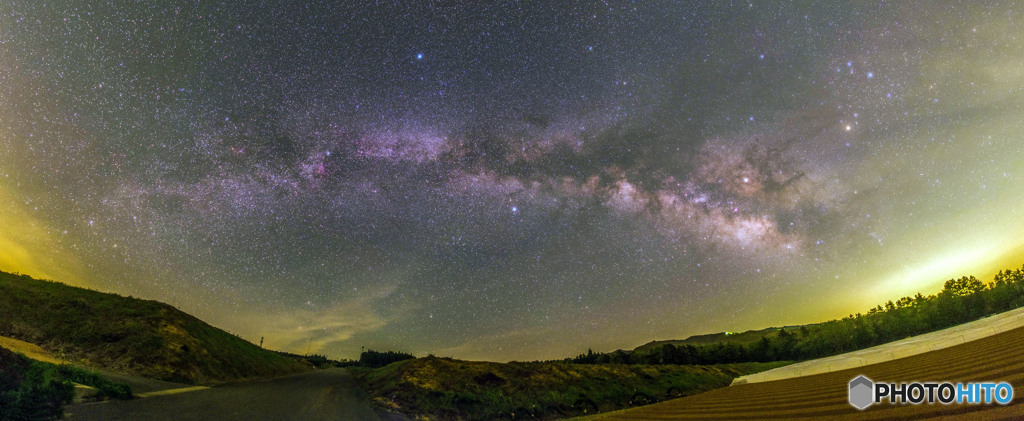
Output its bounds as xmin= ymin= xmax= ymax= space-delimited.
xmin=67 ymin=368 xmax=405 ymax=421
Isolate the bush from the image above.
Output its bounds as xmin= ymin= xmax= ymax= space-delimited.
xmin=0 ymin=354 xmax=75 ymax=421
xmin=56 ymin=365 xmax=133 ymax=400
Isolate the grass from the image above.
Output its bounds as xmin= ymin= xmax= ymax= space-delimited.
xmin=0 ymin=270 xmax=308 ymax=385
xmin=354 ymin=356 xmax=789 ymax=420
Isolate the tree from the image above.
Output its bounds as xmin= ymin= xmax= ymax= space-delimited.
xmin=609 ymin=350 xmax=632 ymax=364
xmin=660 ymin=344 xmax=679 ymax=364
xmin=773 ymin=329 xmax=797 ymax=360
xmin=799 ymin=326 xmax=810 ymax=338
xmin=749 ymin=337 xmax=771 ymax=362
xmin=942 ymin=276 xmax=985 ymax=297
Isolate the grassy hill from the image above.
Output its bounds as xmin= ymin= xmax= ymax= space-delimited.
xmin=0 ymin=271 xmax=308 ymax=385
xmin=632 ymin=325 xmax=811 ymax=354
xmin=355 ymin=356 xmax=787 ymax=420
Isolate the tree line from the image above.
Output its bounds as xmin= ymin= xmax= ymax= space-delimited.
xmin=272 ymin=349 xmax=412 ymax=368
xmin=569 ymin=264 xmax=1024 ymax=366
xmin=359 ymin=349 xmax=415 ymax=368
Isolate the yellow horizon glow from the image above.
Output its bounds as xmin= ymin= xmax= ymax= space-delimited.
xmin=0 ymin=184 xmax=89 ymax=288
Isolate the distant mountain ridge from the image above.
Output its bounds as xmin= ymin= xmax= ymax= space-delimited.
xmin=0 ymin=271 xmax=308 ymax=385
xmin=633 ymin=325 xmax=813 ymax=354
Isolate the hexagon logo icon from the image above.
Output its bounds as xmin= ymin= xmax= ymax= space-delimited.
xmin=849 ymin=375 xmax=874 ymax=410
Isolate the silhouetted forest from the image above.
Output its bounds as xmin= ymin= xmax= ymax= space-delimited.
xmin=271 ymin=349 xmax=412 ymax=368
xmin=270 ymin=351 xmax=359 ymax=368
xmin=570 ymin=264 xmax=1024 ymax=365
xmin=359 ymin=349 xmax=415 ymax=368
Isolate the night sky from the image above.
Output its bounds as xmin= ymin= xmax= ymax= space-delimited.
xmin=2 ymin=1 xmax=1023 ymax=361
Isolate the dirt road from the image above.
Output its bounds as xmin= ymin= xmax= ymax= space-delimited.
xmin=66 ymin=368 xmax=405 ymax=421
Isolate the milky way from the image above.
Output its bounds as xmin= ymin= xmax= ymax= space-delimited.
xmin=2 ymin=1 xmax=1023 ymax=360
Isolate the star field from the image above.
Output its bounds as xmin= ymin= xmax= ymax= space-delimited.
xmin=2 ymin=1 xmax=1023 ymax=361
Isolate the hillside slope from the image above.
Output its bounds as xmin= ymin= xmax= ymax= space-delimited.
xmin=632 ymin=325 xmax=811 ymax=354
xmin=0 ymin=271 xmax=307 ymax=384
xmin=357 ymin=356 xmax=786 ymax=420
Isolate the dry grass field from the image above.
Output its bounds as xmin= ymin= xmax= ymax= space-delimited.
xmin=587 ymin=325 xmax=1024 ymax=420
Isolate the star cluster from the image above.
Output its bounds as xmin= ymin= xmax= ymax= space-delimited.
xmin=2 ymin=1 xmax=1023 ymax=360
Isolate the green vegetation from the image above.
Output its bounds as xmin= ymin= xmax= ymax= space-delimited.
xmin=271 ymin=349 xmax=409 ymax=370
xmin=272 ymin=351 xmax=360 ymax=368
xmin=0 ymin=346 xmax=72 ymax=421
xmin=575 ymin=264 xmax=1024 ymax=366
xmin=55 ymin=364 xmax=132 ymax=400
xmin=355 ymin=356 xmax=786 ymax=420
xmin=0 ymin=270 xmax=308 ymax=384
xmin=633 ymin=326 xmax=799 ymax=354
xmin=359 ymin=349 xmax=415 ymax=368
xmin=1 ymin=346 xmax=135 ymax=420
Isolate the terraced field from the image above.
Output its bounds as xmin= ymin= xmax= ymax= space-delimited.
xmin=589 ymin=325 xmax=1024 ymax=420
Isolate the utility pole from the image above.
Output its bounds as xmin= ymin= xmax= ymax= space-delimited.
xmin=259 ymin=336 xmax=264 ymax=348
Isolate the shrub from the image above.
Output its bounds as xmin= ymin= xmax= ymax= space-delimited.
xmin=56 ymin=365 xmax=133 ymax=400
xmin=0 ymin=352 xmax=75 ymax=421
